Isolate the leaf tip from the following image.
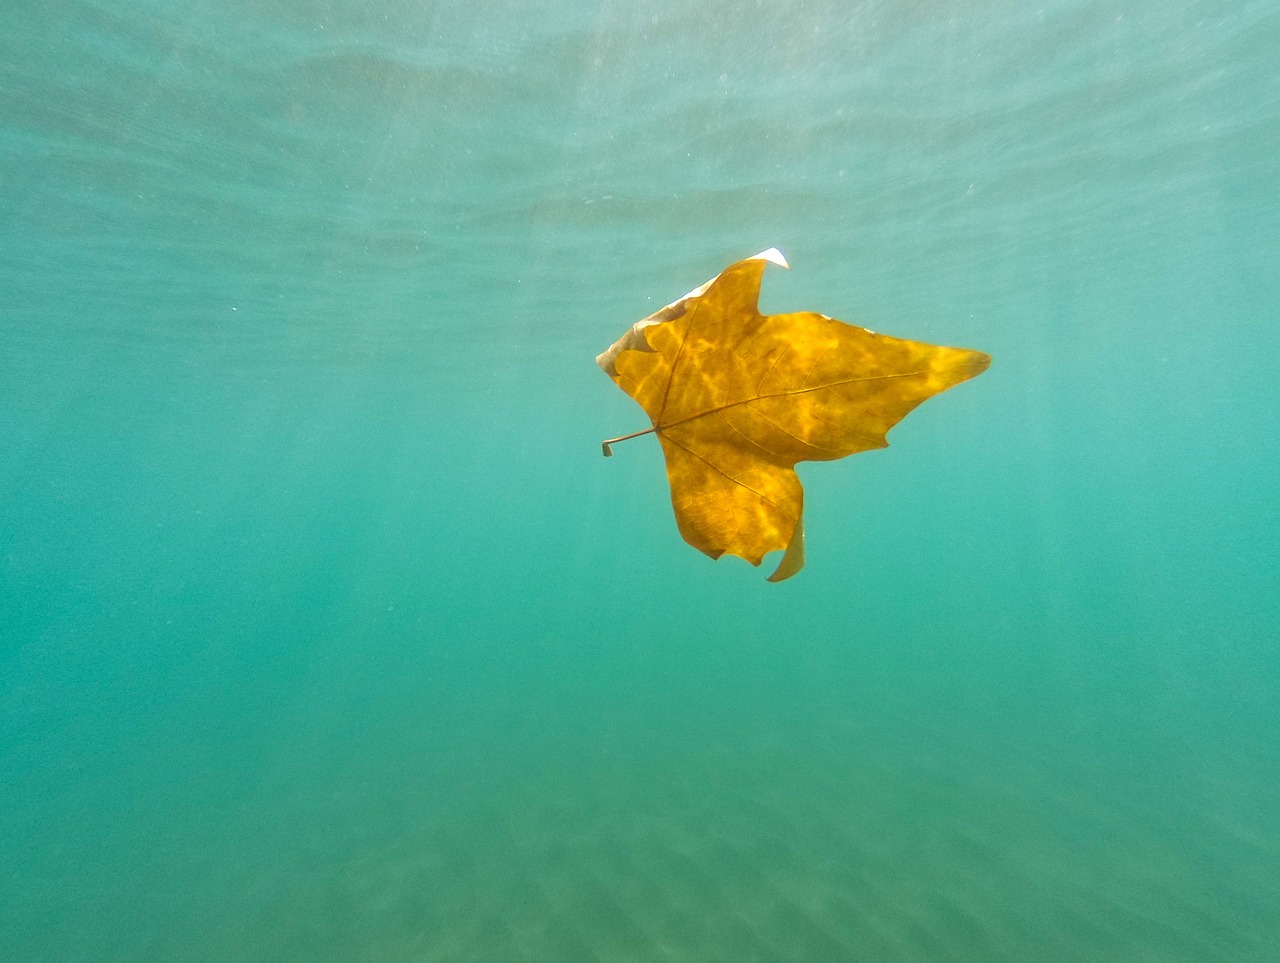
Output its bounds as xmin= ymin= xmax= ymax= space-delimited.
xmin=765 ymin=518 xmax=805 ymax=582
xmin=751 ymin=247 xmax=790 ymax=270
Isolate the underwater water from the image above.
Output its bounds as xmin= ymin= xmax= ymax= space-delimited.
xmin=2 ymin=0 xmax=1278 ymax=959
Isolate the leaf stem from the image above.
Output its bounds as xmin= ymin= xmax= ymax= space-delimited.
xmin=601 ymin=427 xmax=656 ymax=457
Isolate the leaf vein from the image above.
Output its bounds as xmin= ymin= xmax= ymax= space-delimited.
xmin=661 ymin=433 xmax=785 ymax=513
xmin=662 ymin=370 xmax=931 ymax=430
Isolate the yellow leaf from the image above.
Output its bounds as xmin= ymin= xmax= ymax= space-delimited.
xmin=598 ymin=250 xmax=990 ymax=581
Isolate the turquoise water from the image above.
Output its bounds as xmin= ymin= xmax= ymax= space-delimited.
xmin=3 ymin=0 xmax=1278 ymax=959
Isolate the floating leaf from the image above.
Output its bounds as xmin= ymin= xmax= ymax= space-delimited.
xmin=598 ymin=250 xmax=989 ymax=581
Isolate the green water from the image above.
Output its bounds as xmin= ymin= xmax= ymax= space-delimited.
xmin=2 ymin=1 xmax=1278 ymax=960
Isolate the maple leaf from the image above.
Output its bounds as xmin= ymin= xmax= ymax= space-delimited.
xmin=598 ymin=250 xmax=990 ymax=581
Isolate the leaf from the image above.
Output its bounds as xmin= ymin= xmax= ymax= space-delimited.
xmin=598 ymin=249 xmax=990 ymax=581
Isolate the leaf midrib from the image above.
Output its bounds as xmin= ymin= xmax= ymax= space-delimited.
xmin=657 ymin=369 xmax=933 ymax=432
